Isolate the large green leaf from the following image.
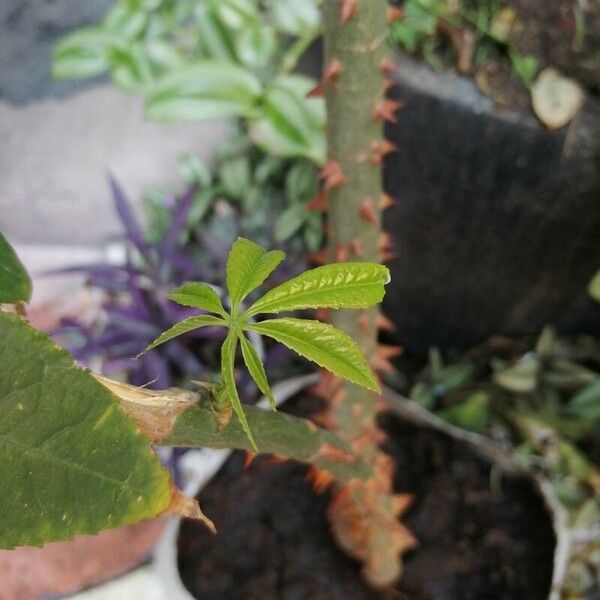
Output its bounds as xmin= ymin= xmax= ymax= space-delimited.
xmin=248 ymin=318 xmax=380 ymax=392
xmin=144 ymin=62 xmax=262 ymax=121
xmin=169 ymin=282 xmax=226 ymax=316
xmin=0 ymin=233 xmax=32 ymax=304
xmin=221 ymin=330 xmax=257 ymax=449
xmin=0 ymin=313 xmax=172 ymax=548
xmin=143 ymin=315 xmax=227 ymax=353
xmin=249 ymin=75 xmax=326 ymax=163
xmin=226 ymin=237 xmax=285 ymax=312
xmin=245 ymin=263 xmax=390 ymax=317
xmin=239 ymin=332 xmax=275 ymax=409
xmin=52 ymin=28 xmax=113 ymax=80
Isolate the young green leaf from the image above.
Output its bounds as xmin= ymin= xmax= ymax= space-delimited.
xmin=239 ymin=332 xmax=276 ymax=410
xmin=142 ymin=315 xmax=226 ymax=353
xmin=244 ymin=263 xmax=390 ymax=317
xmin=169 ymin=282 xmax=226 ymax=316
xmin=226 ymin=237 xmax=285 ymax=311
xmin=221 ymin=330 xmax=258 ymax=450
xmin=0 ymin=232 xmax=32 ymax=304
xmin=247 ymin=318 xmax=380 ymax=392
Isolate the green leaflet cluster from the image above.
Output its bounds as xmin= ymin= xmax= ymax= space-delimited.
xmin=144 ymin=237 xmax=390 ymax=449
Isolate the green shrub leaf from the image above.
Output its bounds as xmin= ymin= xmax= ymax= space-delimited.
xmin=247 ymin=318 xmax=380 ymax=392
xmin=0 ymin=233 xmax=32 ymax=304
xmin=249 ymin=75 xmax=326 ymax=164
xmin=245 ymin=263 xmax=390 ymax=317
xmin=169 ymin=282 xmax=226 ymax=316
xmin=144 ymin=62 xmax=262 ymax=121
xmin=239 ymin=332 xmax=275 ymax=409
xmin=226 ymin=237 xmax=285 ymax=311
xmin=143 ymin=315 xmax=226 ymax=353
xmin=52 ymin=28 xmax=113 ymax=80
xmin=268 ymin=0 xmax=320 ymax=35
xmin=0 ymin=313 xmax=172 ymax=548
xmin=221 ymin=330 xmax=257 ymax=449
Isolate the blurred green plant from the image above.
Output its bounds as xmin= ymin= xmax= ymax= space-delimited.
xmin=389 ymin=0 xmax=538 ymax=87
xmin=409 ymin=328 xmax=600 ymax=522
xmin=146 ymin=133 xmax=323 ymax=252
xmin=52 ymin=0 xmax=325 ymax=163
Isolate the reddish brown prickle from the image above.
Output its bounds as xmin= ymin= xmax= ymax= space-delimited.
xmin=379 ymin=194 xmax=395 ymax=210
xmin=320 ymin=158 xmax=345 ymax=191
xmin=335 ymin=243 xmax=349 ymax=262
xmin=307 ymin=193 xmax=327 ymax=211
xmin=349 ymin=238 xmax=364 ymax=256
xmin=370 ymin=139 xmax=397 ymax=164
xmin=373 ymin=99 xmax=404 ymax=123
xmin=387 ymin=6 xmax=405 ymax=22
xmin=309 ymin=58 xmax=344 ymax=96
xmin=339 ymin=0 xmax=358 ymax=23
xmin=359 ymin=199 xmax=379 ymax=225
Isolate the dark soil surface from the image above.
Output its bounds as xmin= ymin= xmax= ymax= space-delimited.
xmin=178 ymin=401 xmax=556 ymax=600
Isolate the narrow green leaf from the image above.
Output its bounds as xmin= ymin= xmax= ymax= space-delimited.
xmin=239 ymin=332 xmax=275 ymax=409
xmin=274 ymin=204 xmax=306 ymax=242
xmin=249 ymin=75 xmax=326 ymax=163
xmin=143 ymin=315 xmax=227 ymax=353
xmin=248 ymin=318 xmax=380 ymax=392
xmin=567 ymin=378 xmax=600 ymax=419
xmin=144 ymin=62 xmax=262 ymax=121
xmin=221 ymin=330 xmax=258 ymax=450
xmin=245 ymin=263 xmax=390 ymax=317
xmin=226 ymin=237 xmax=285 ymax=311
xmin=169 ymin=282 xmax=226 ymax=316
xmin=438 ymin=391 xmax=490 ymax=433
xmin=0 ymin=313 xmax=171 ymax=548
xmin=0 ymin=232 xmax=32 ymax=304
xmin=196 ymin=6 xmax=237 ymax=61
xmin=268 ymin=0 xmax=320 ymax=35
xmin=52 ymin=28 xmax=112 ymax=80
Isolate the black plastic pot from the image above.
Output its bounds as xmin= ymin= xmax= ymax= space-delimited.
xmin=383 ymin=55 xmax=600 ymax=354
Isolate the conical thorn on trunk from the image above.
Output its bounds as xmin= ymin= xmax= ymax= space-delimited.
xmin=339 ymin=0 xmax=358 ymax=23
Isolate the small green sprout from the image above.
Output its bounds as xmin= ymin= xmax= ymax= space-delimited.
xmin=142 ymin=237 xmax=390 ymax=449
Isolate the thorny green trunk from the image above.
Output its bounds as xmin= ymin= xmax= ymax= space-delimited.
xmin=324 ymin=0 xmax=386 ymax=443
xmin=321 ymin=1 xmax=416 ymax=588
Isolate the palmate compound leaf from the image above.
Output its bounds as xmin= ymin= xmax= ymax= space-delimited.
xmin=0 ymin=232 xmax=32 ymax=304
xmin=226 ymin=237 xmax=285 ymax=312
xmin=221 ymin=330 xmax=258 ymax=450
xmin=168 ymin=282 xmax=226 ymax=316
xmin=244 ymin=262 xmax=390 ymax=317
xmin=143 ymin=315 xmax=227 ymax=353
xmin=239 ymin=332 xmax=276 ymax=410
xmin=247 ymin=318 xmax=380 ymax=393
xmin=0 ymin=312 xmax=212 ymax=549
